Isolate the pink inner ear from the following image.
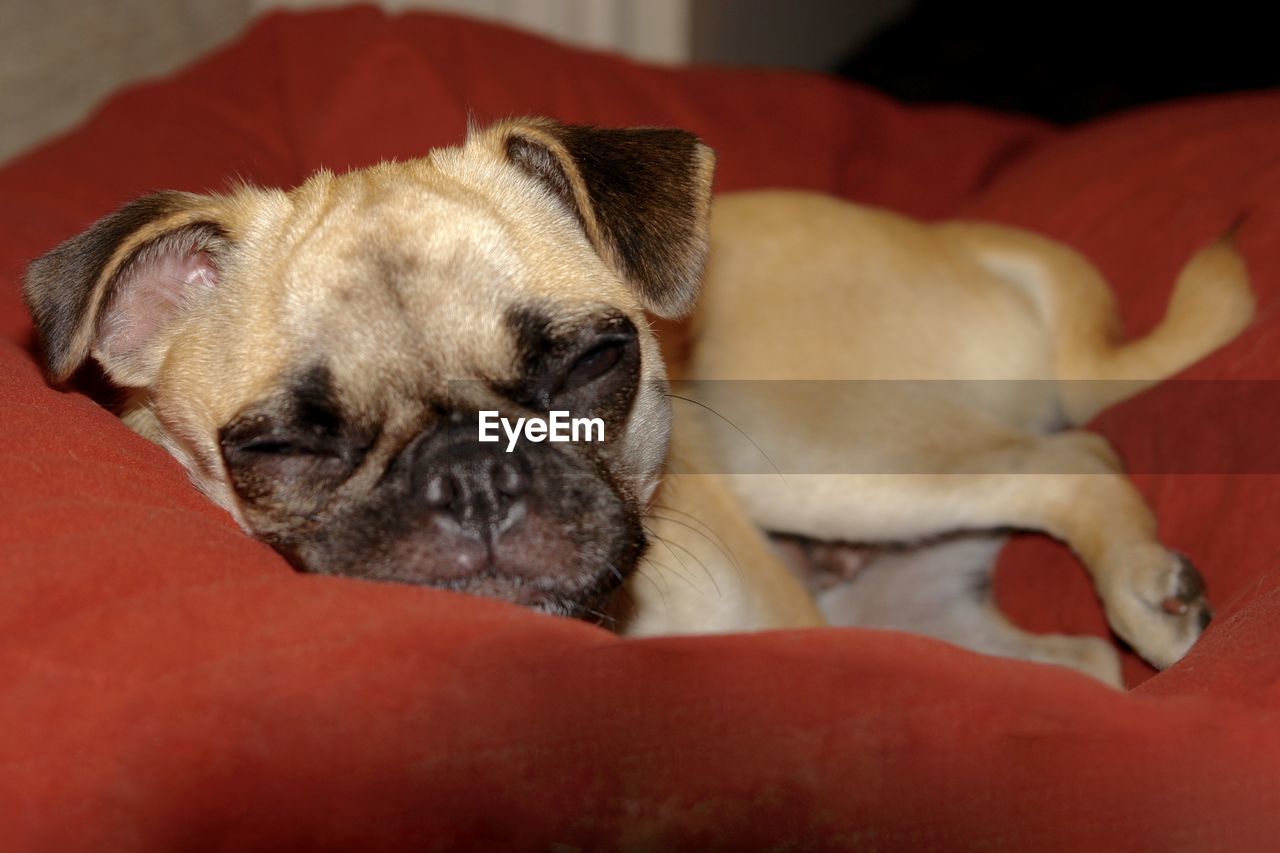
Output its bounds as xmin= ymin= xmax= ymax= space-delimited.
xmin=98 ymin=248 xmax=219 ymax=366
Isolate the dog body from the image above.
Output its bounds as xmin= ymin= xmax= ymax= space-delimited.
xmin=25 ymin=120 xmax=1253 ymax=685
xmin=632 ymin=192 xmax=1253 ymax=683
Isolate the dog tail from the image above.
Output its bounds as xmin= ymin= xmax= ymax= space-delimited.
xmin=1056 ymin=232 xmax=1254 ymax=424
xmin=943 ymin=223 xmax=1255 ymax=425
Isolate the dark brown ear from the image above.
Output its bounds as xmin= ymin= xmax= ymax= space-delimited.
xmin=24 ymin=191 xmax=230 ymax=386
xmin=500 ymin=118 xmax=716 ymax=319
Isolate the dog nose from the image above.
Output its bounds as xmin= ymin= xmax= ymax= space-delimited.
xmin=420 ymin=442 xmax=529 ymax=541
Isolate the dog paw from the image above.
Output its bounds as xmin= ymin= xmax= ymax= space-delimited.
xmin=1099 ymin=546 xmax=1212 ymax=670
xmin=1160 ymin=554 xmax=1212 ymax=622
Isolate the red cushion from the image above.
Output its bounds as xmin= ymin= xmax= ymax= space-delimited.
xmin=3 ymin=7 xmax=1280 ymax=847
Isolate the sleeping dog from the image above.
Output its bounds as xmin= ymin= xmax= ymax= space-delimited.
xmin=24 ymin=118 xmax=1252 ymax=685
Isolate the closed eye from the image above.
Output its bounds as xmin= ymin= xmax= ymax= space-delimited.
xmin=240 ymin=438 xmax=298 ymax=455
xmin=562 ymin=339 xmax=626 ymax=391
xmin=238 ymin=437 xmax=337 ymax=457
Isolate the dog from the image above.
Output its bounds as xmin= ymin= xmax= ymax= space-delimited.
xmin=24 ymin=118 xmax=1253 ymax=686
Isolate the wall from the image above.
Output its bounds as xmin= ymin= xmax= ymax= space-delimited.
xmin=0 ymin=0 xmax=905 ymax=163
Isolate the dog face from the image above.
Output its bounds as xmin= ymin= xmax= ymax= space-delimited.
xmin=24 ymin=118 xmax=716 ymax=616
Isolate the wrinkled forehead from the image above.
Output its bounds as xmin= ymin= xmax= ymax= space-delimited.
xmin=256 ymin=166 xmax=637 ymax=409
xmin=285 ymin=196 xmax=518 ymax=376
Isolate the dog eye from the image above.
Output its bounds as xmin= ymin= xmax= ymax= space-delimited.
xmin=563 ymin=340 xmax=625 ymax=390
xmin=237 ymin=437 xmax=332 ymax=457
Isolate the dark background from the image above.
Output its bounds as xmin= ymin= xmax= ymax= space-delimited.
xmin=834 ymin=0 xmax=1280 ymax=124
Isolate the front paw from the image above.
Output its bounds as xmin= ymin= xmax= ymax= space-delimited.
xmin=1099 ymin=546 xmax=1212 ymax=670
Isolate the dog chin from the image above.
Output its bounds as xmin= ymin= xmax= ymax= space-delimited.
xmin=269 ymin=500 xmax=642 ymax=622
xmin=439 ymin=566 xmax=627 ymax=620
xmin=319 ymin=538 xmax=633 ymax=621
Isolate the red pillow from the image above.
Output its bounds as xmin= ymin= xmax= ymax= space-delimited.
xmin=964 ymin=92 xmax=1280 ymax=691
xmin=3 ymin=7 xmax=1279 ymax=848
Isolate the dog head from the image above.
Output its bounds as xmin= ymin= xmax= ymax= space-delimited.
xmin=24 ymin=118 xmax=716 ymax=617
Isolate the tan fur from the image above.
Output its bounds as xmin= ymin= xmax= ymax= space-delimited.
xmin=126 ymin=129 xmax=686 ymax=521
xmin=26 ymin=123 xmax=1253 ymax=687
xmin=662 ymin=191 xmax=1253 ymax=680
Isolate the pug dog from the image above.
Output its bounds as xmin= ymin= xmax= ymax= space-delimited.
xmin=24 ymin=118 xmax=1253 ymax=686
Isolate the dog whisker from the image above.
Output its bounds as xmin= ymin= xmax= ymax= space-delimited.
xmin=648 ymin=508 xmax=744 ymax=587
xmin=634 ymin=550 xmax=697 ymax=597
xmin=650 ymin=503 xmax=739 ymax=559
xmin=663 ymin=392 xmax=786 ymax=482
xmin=579 ymin=604 xmax=616 ymax=628
xmin=628 ymin=563 xmax=672 ymax=616
xmin=605 ymin=563 xmax=639 ymax=611
xmin=642 ymin=524 xmax=720 ymax=598
xmin=653 ymin=532 xmax=722 ymax=598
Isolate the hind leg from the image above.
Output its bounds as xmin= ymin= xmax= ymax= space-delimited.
xmin=814 ymin=535 xmax=1123 ymax=687
xmin=728 ymin=429 xmax=1210 ymax=670
xmin=941 ymin=223 xmax=1255 ymax=425
xmin=999 ymin=431 xmax=1212 ymax=670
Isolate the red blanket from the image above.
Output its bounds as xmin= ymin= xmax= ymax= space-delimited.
xmin=3 ymin=7 xmax=1279 ymax=848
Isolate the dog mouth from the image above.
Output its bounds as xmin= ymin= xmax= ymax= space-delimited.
xmin=437 ymin=562 xmax=628 ymax=621
xmin=268 ymin=506 xmax=643 ymax=624
xmin=249 ymin=433 xmax=648 ymax=624
xmin=365 ymin=505 xmax=639 ymax=620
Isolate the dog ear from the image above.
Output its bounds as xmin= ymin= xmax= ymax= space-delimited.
xmin=499 ymin=118 xmax=716 ymax=319
xmin=24 ymin=191 xmax=230 ymax=386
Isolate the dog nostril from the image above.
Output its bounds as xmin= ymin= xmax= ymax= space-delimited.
xmin=424 ymin=474 xmax=456 ymax=509
xmin=495 ymin=462 xmax=526 ymax=498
